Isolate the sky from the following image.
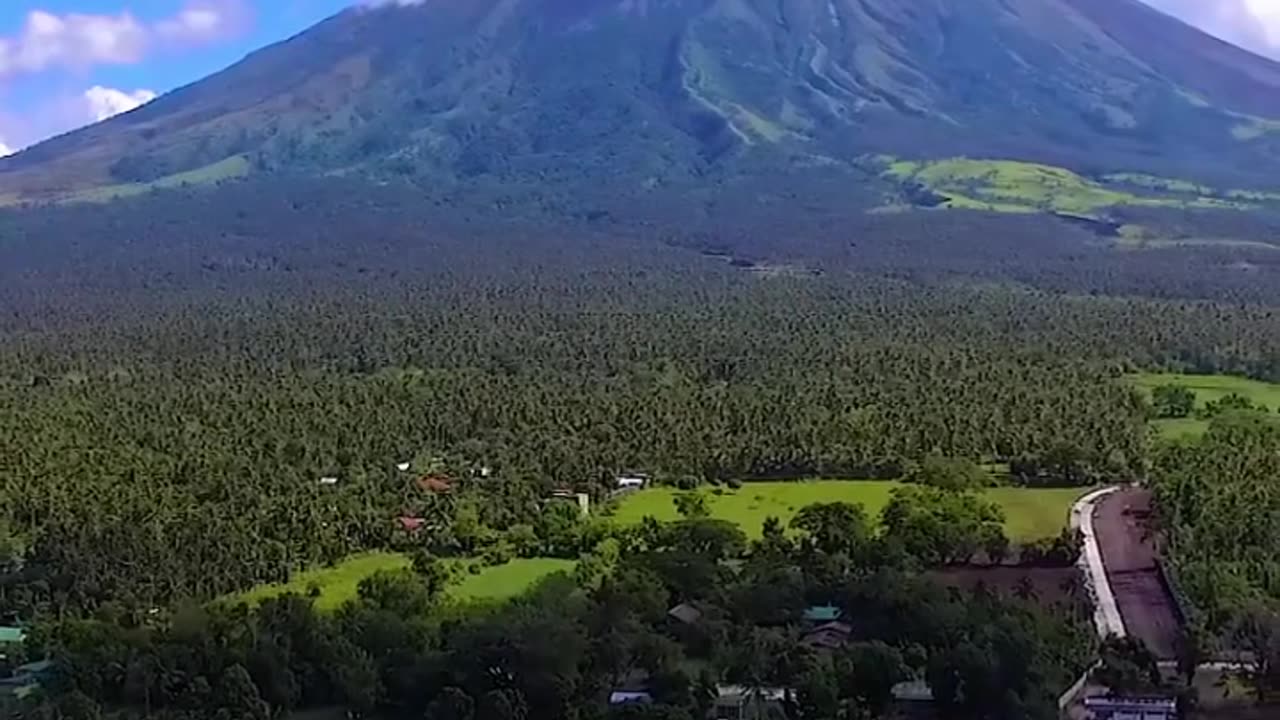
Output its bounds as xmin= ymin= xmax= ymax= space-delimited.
xmin=0 ymin=0 xmax=1277 ymax=157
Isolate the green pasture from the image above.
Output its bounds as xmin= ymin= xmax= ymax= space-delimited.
xmin=882 ymin=157 xmax=1250 ymax=216
xmin=612 ymin=480 xmax=1087 ymax=542
xmin=228 ymin=551 xmax=411 ymax=612
xmin=225 ymin=553 xmax=575 ymax=611
xmin=65 ymin=155 xmax=251 ymax=204
xmin=450 ymin=558 xmax=577 ymax=602
xmin=1131 ymin=372 xmax=1280 ymax=440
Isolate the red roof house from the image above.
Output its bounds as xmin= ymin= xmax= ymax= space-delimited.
xmin=416 ymin=475 xmax=453 ymax=493
xmin=398 ymin=516 xmax=426 ymax=533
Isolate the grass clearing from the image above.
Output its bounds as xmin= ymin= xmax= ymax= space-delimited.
xmin=883 ymin=157 xmax=1247 ymax=216
xmin=228 ymin=551 xmax=411 ymax=612
xmin=612 ymin=480 xmax=1086 ymax=541
xmin=64 ymin=155 xmax=250 ymax=204
xmin=1130 ymin=373 xmax=1280 ymax=440
xmin=223 ymin=553 xmax=576 ymax=611
xmin=449 ymin=558 xmax=577 ymax=603
xmin=1131 ymin=373 xmax=1280 ymax=409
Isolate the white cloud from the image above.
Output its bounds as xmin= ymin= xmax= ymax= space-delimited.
xmin=84 ymin=86 xmax=158 ymax=122
xmin=0 ymin=1 xmax=248 ymax=80
xmin=1143 ymin=0 xmax=1280 ymax=58
xmin=1245 ymin=0 xmax=1280 ymax=47
xmin=0 ymin=141 xmax=13 ymax=158
xmin=154 ymin=2 xmax=248 ymax=45
xmin=0 ymin=10 xmax=147 ymax=77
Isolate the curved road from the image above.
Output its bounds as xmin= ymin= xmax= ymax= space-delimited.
xmin=1093 ymin=487 xmax=1181 ymax=659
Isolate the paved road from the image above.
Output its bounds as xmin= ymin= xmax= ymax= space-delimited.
xmin=1093 ymin=488 xmax=1181 ymax=660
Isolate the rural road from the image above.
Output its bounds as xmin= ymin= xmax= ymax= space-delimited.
xmin=1074 ymin=485 xmax=1182 ymax=660
xmin=1072 ymin=486 xmax=1126 ymax=639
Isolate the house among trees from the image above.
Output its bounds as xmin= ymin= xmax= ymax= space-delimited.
xmin=667 ymin=602 xmax=703 ymax=625
xmin=417 ymin=475 xmax=453 ymax=493
xmin=396 ymin=462 xmax=411 ymax=472
xmin=548 ymin=489 xmax=591 ymax=516
xmin=317 ymin=476 xmax=339 ymax=486
xmin=614 ymin=474 xmax=649 ymax=491
xmin=712 ymin=685 xmax=789 ymax=720
xmin=397 ymin=516 xmax=426 ymax=533
xmin=1083 ymin=695 xmax=1177 ymax=720
xmin=608 ymin=691 xmax=653 ymax=706
xmin=802 ymin=604 xmax=842 ymax=623
xmin=0 ymin=627 xmax=24 ymax=662
xmin=801 ymin=621 xmax=852 ymax=651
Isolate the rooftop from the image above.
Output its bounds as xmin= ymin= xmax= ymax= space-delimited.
xmin=891 ymin=679 xmax=934 ymax=703
xmin=802 ymin=605 xmax=842 ymax=623
xmin=668 ymin=603 xmax=703 ymax=624
xmin=417 ymin=475 xmax=453 ymax=493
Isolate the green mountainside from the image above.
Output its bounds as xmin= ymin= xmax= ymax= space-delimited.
xmin=3 ymin=0 xmax=1280 ymax=202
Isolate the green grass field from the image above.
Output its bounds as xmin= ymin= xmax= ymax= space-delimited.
xmin=225 ymin=554 xmax=575 ymax=611
xmin=1130 ymin=372 xmax=1280 ymax=440
xmin=612 ymin=480 xmax=1086 ymax=541
xmin=450 ymin=558 xmax=577 ymax=602
xmin=229 ymin=551 xmax=411 ymax=612
xmin=66 ymin=155 xmax=251 ymax=204
xmin=883 ymin=157 xmax=1242 ymax=216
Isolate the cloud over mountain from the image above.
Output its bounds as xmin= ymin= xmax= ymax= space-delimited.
xmin=1144 ymin=0 xmax=1280 ymax=58
xmin=0 ymin=1 xmax=248 ymax=80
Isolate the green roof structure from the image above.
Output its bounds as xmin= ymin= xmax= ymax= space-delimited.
xmin=802 ymin=605 xmax=841 ymax=623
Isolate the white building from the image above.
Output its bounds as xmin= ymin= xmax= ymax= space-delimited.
xmin=615 ymin=475 xmax=649 ymax=490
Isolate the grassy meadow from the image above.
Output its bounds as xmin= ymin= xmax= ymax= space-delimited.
xmin=883 ymin=157 xmax=1244 ymax=216
xmin=611 ymin=480 xmax=1087 ymax=542
xmin=229 ymin=551 xmax=411 ymax=612
xmin=225 ymin=553 xmax=575 ymax=611
xmin=449 ymin=558 xmax=577 ymax=602
xmin=1131 ymin=372 xmax=1280 ymax=439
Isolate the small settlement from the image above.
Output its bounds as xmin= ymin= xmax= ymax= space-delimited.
xmin=612 ymin=604 xmax=937 ymax=720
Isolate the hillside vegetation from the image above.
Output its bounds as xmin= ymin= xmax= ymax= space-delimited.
xmin=882 ymin=158 xmax=1271 ymax=217
xmin=6 ymin=0 xmax=1280 ymax=201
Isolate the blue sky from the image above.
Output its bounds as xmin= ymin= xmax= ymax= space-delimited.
xmin=0 ymin=1 xmax=352 ymax=154
xmin=0 ymin=0 xmax=1277 ymax=156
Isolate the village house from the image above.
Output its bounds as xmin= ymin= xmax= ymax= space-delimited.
xmin=397 ymin=516 xmax=426 ymax=533
xmin=712 ymin=685 xmax=789 ymax=720
xmin=417 ymin=475 xmax=454 ymax=493
xmin=890 ymin=679 xmax=937 ymax=718
xmin=548 ymin=489 xmax=591 ymax=516
xmin=801 ymin=621 xmax=852 ymax=651
xmin=609 ymin=690 xmax=653 ymax=706
xmin=1083 ymin=695 xmax=1177 ymax=720
xmin=801 ymin=604 xmax=842 ymax=624
xmin=0 ymin=627 xmax=23 ymax=663
xmin=667 ymin=602 xmax=703 ymax=625
xmin=615 ymin=474 xmax=650 ymax=491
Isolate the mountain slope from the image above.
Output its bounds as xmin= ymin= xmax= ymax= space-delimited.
xmin=4 ymin=0 xmax=1280 ymax=201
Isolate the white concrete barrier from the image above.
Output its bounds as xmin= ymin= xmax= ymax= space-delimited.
xmin=1071 ymin=486 xmax=1126 ymax=640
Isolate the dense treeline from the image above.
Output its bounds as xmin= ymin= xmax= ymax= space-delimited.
xmin=2 ymin=250 xmax=1280 ymax=615
xmin=1151 ymin=414 xmax=1280 ymax=651
xmin=1146 ymin=409 xmax=1280 ymax=708
xmin=4 ymin=175 xmax=1280 ymax=309
xmin=22 ymin=502 xmax=1094 ymax=720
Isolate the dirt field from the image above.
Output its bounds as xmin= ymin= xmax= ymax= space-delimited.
xmin=1094 ymin=488 xmax=1182 ymax=659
